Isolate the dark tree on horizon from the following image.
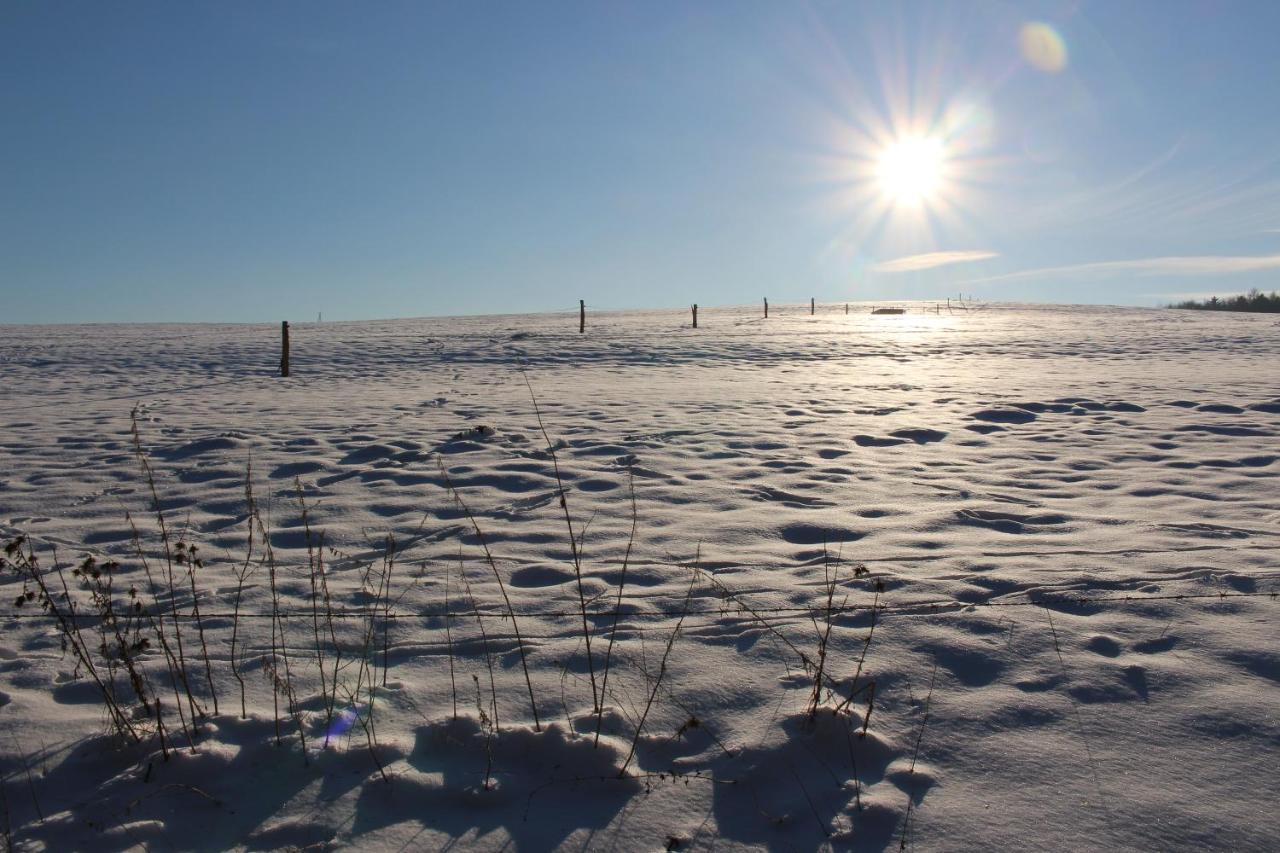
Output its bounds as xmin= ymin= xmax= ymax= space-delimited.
xmin=1170 ymin=288 xmax=1280 ymax=313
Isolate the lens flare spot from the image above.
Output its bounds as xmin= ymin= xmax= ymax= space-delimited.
xmin=1019 ymin=22 xmax=1068 ymax=73
xmin=324 ymin=705 xmax=364 ymax=741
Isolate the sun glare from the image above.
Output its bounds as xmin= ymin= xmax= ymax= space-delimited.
xmin=875 ymin=136 xmax=947 ymax=207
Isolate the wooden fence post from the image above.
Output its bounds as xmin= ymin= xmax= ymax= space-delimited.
xmin=810 ymin=297 xmax=815 ymax=315
xmin=280 ymin=321 xmax=290 ymax=377
xmin=844 ymin=303 xmax=849 ymax=315
xmin=579 ymin=299 xmax=585 ymax=333
xmin=692 ymin=304 xmax=698 ymax=328
xmin=764 ymin=297 xmax=768 ymax=318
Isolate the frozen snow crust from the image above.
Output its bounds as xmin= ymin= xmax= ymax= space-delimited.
xmin=0 ymin=302 xmax=1277 ymax=851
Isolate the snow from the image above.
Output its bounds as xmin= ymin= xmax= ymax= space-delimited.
xmin=0 ymin=302 xmax=1277 ymax=851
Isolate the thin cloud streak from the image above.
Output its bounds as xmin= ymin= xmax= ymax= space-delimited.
xmin=872 ymin=250 xmax=998 ymax=273
xmin=961 ymin=254 xmax=1280 ymax=285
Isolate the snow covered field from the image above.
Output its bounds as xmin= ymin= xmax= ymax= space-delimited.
xmin=1 ymin=302 xmax=1277 ymax=851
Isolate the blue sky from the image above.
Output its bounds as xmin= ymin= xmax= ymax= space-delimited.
xmin=4 ymin=1 xmax=1280 ymax=323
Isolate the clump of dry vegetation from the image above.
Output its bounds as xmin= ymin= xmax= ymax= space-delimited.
xmin=1 ymin=399 xmax=894 ymax=845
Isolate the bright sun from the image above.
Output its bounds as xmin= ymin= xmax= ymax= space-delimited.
xmin=875 ymin=136 xmax=947 ymax=206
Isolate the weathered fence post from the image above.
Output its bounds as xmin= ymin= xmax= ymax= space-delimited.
xmin=579 ymin=299 xmax=585 ymax=334
xmin=810 ymin=297 xmax=815 ymax=315
xmin=845 ymin=303 xmax=849 ymax=315
xmin=692 ymin=304 xmax=698 ymax=328
xmin=280 ymin=321 xmax=290 ymax=377
xmin=764 ymin=297 xmax=769 ymax=318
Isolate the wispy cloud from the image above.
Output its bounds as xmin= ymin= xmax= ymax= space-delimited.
xmin=960 ymin=254 xmax=1280 ymax=286
xmin=871 ymin=250 xmax=998 ymax=273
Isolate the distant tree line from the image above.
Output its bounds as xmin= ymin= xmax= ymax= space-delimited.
xmin=1170 ymin=288 xmax=1280 ymax=313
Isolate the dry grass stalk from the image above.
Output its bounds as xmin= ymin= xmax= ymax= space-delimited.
xmin=380 ymin=535 xmax=396 ymax=688
xmin=522 ymin=372 xmax=600 ymax=716
xmin=807 ymin=545 xmax=847 ymax=720
xmin=898 ymin=662 xmax=938 ymax=851
xmin=175 ymin=540 xmax=218 ymax=716
xmin=1 ymin=775 xmax=12 ymax=853
xmin=297 ymin=480 xmax=336 ymax=738
xmin=457 ymin=556 xmax=501 ymax=734
xmin=254 ymin=510 xmax=306 ymax=757
xmin=445 ymin=547 xmax=460 ymax=720
xmin=834 ymin=580 xmax=881 ymax=735
xmin=596 ymin=466 xmax=637 ymax=746
xmin=129 ymin=410 xmax=203 ymax=725
xmin=437 ymin=458 xmax=540 ymax=730
xmin=228 ymin=472 xmax=257 ymax=720
xmin=471 ymin=675 xmax=496 ymax=790
xmin=125 ymin=511 xmax=194 ymax=748
xmin=619 ymin=572 xmax=695 ymax=778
